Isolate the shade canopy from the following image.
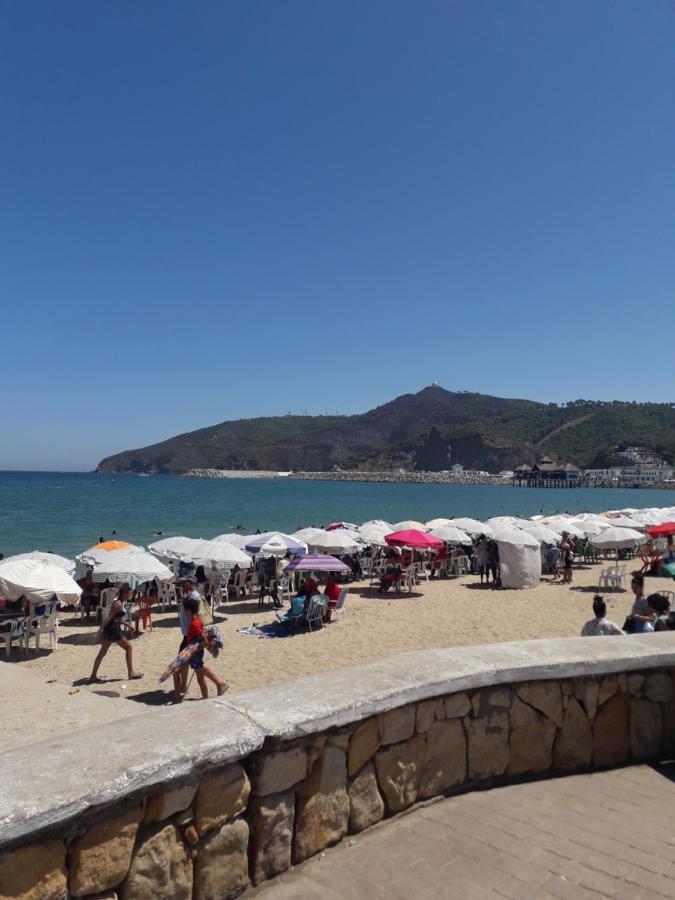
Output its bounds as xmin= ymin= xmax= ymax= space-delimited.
xmin=590 ymin=527 xmax=643 ymax=549
xmin=180 ymin=539 xmax=251 ymax=569
xmin=0 ymin=558 xmax=82 ymax=605
xmin=212 ymin=533 xmax=250 ymax=549
xmin=361 ymin=520 xmax=394 ymax=531
xmin=425 ymin=518 xmax=453 ymax=529
xmin=428 ymin=525 xmax=472 ymax=545
xmin=285 ymin=554 xmax=351 ymax=573
xmin=391 ymin=520 xmax=428 ymax=532
xmin=490 ymin=524 xmax=540 ymax=547
xmin=517 ymin=521 xmax=563 ymax=544
xmin=449 ymin=517 xmax=493 ymax=536
xmin=148 ymin=536 xmax=203 ymax=560
xmin=0 ymin=551 xmax=76 ymax=575
xmin=385 ymin=530 xmax=444 ymax=550
xmin=88 ymin=547 xmax=173 ymax=585
xmin=646 ymin=522 xmax=675 ymax=537
xmin=605 ymin=515 xmax=645 ymax=529
xmin=357 ymin=524 xmax=391 ymax=546
xmin=544 ymin=519 xmax=587 ymax=538
xmin=305 ymin=529 xmax=360 ymax=554
xmin=245 ymin=532 xmax=308 ymax=556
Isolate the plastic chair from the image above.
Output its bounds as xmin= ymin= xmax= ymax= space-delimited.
xmin=26 ymin=601 xmax=59 ymax=652
xmin=304 ymin=595 xmax=327 ymax=631
xmin=332 ymin=588 xmax=348 ymax=617
xmin=133 ymin=597 xmax=155 ymax=633
xmin=98 ymin=587 xmax=117 ymax=624
xmin=1 ymin=617 xmax=28 ymax=658
xmin=156 ymin=578 xmax=176 ymax=613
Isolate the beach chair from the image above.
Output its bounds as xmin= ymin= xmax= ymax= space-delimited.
xmin=98 ymin=587 xmax=117 ymax=624
xmin=304 ymin=595 xmax=327 ymax=631
xmin=26 ymin=600 xmax=59 ymax=652
xmin=278 ymin=574 xmax=294 ymax=604
xmin=133 ymin=597 xmax=155 ymax=633
xmin=332 ymin=588 xmax=348 ymax=617
xmin=233 ymin=570 xmax=247 ymax=599
xmin=276 ymin=596 xmax=305 ymax=630
xmin=1 ymin=617 xmax=28 ymax=658
xmin=156 ymin=578 xmax=176 ymax=613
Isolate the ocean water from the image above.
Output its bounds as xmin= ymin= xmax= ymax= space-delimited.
xmin=0 ymin=471 xmax=673 ymax=559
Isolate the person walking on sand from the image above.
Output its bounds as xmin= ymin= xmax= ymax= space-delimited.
xmin=174 ymin=595 xmax=227 ymax=701
xmin=88 ymin=584 xmax=143 ymax=683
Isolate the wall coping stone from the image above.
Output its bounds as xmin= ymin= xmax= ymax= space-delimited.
xmin=2 ymin=633 xmax=674 ymax=850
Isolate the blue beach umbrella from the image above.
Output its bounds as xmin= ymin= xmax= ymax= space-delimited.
xmin=244 ymin=532 xmax=308 ymax=556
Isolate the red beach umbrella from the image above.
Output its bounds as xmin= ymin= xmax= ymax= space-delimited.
xmin=385 ymin=529 xmax=444 ymax=550
xmin=646 ymin=522 xmax=675 ymax=537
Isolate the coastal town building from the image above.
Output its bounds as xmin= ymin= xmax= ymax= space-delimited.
xmin=586 ymin=465 xmax=673 ymax=484
xmin=514 ymin=456 xmax=582 ymax=484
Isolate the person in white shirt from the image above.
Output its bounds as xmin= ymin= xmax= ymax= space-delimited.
xmin=581 ymin=595 xmax=624 ymax=636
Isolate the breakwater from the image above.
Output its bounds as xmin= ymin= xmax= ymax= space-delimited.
xmin=289 ymin=470 xmax=497 ymax=485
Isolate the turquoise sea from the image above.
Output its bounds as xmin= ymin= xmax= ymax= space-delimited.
xmin=1 ymin=471 xmax=674 ymax=559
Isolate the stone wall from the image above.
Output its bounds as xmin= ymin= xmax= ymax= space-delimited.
xmin=1 ymin=636 xmax=675 ymax=899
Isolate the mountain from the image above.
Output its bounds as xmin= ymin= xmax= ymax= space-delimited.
xmin=95 ymin=386 xmax=675 ymax=474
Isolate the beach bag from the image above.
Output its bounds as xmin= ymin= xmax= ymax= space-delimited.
xmin=198 ymin=597 xmax=214 ymax=626
xmin=622 ymin=615 xmax=637 ymax=634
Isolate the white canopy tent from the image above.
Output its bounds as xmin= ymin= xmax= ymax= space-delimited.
xmin=490 ymin=524 xmax=541 ymax=589
xmin=0 ymin=558 xmax=82 ymax=606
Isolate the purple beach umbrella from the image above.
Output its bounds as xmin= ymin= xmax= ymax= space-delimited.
xmin=285 ymin=554 xmax=350 ymax=573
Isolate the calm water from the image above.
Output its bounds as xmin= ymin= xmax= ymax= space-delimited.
xmin=1 ymin=471 xmax=673 ymax=559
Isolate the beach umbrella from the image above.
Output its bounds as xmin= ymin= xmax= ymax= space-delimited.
xmin=361 ymin=519 xmax=394 ymax=531
xmin=428 ymin=525 xmax=472 ymax=545
xmin=212 ymin=533 xmax=251 ymax=549
xmin=325 ymin=522 xmax=358 ymax=531
xmin=517 ymin=521 xmax=562 ymax=544
xmin=486 ymin=516 xmax=521 ymax=527
xmin=449 ymin=517 xmax=493 ymax=536
xmin=0 ymin=558 xmax=82 ymax=605
xmin=148 ymin=536 xmax=203 ymax=560
xmin=425 ymin=518 xmax=453 ymax=529
xmin=0 ymin=551 xmax=76 ymax=575
xmin=489 ymin=524 xmax=540 ymax=547
xmin=646 ymin=522 xmax=675 ymax=537
xmin=245 ymin=532 xmax=308 ymax=556
xmin=605 ymin=515 xmax=645 ymax=530
xmin=305 ymin=529 xmax=360 ymax=554
xmin=590 ymin=527 xmax=643 ymax=549
xmin=292 ymin=528 xmax=325 ymax=543
xmin=181 ymin=540 xmax=251 ymax=569
xmin=88 ymin=546 xmax=173 ymax=585
xmin=159 ymin=642 xmax=201 ymax=683
xmin=84 ymin=540 xmax=133 ymax=553
xmin=391 ymin=520 xmax=428 ymax=532
xmin=357 ymin=524 xmax=390 ymax=546
xmin=285 ymin=554 xmax=351 ymax=573
xmin=385 ymin=530 xmax=444 ymax=550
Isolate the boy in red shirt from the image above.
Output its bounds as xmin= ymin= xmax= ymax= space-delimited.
xmin=175 ymin=595 xmax=227 ymax=701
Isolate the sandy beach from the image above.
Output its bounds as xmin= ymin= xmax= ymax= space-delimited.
xmin=2 ymin=560 xmax=651 ymax=751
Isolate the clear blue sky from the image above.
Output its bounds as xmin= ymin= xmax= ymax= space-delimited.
xmin=2 ymin=1 xmax=673 ymax=471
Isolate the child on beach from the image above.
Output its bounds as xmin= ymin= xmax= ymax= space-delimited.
xmin=174 ymin=595 xmax=227 ymax=701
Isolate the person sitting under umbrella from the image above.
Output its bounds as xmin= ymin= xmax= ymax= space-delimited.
xmin=322 ymin=575 xmax=341 ymax=622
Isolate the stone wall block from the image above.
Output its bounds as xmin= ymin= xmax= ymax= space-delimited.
xmin=348 ymin=761 xmax=385 ymax=833
xmin=347 ymin=719 xmax=379 ymax=776
xmin=195 ymin=763 xmax=250 ymax=836
xmin=573 ymin=679 xmax=599 ymax=719
xmin=629 ymin=699 xmax=663 ymax=761
xmin=68 ymin=806 xmax=142 ymax=896
xmin=416 ymin=700 xmax=437 ymax=733
xmin=119 ymin=823 xmax=192 ymax=900
xmin=467 ymin=712 xmax=509 ymax=780
xmin=471 ymin=688 xmax=511 ymax=717
xmin=597 ymin=675 xmax=619 ymax=706
xmin=418 ymin=719 xmax=467 ymax=799
xmin=0 ymin=840 xmax=66 ymax=900
xmin=627 ymin=673 xmax=644 ymax=696
xmin=553 ymin=697 xmax=592 ymax=771
xmin=374 ymin=733 xmax=426 ymax=814
xmin=294 ymin=746 xmax=350 ymax=863
xmin=593 ymin=692 xmax=629 ymax=767
xmin=515 ymin=682 xmax=562 ymax=727
xmin=253 ymin=746 xmax=307 ymax=796
xmin=444 ymin=693 xmax=471 ymax=719
xmin=643 ymin=671 xmax=673 ymax=703
xmin=193 ymin=816 xmax=249 ymax=900
xmin=249 ymin=790 xmax=294 ymax=886
xmin=508 ymin=697 xmax=556 ymax=776
xmin=144 ymin=784 xmax=197 ymax=824
xmin=378 ymin=705 xmax=416 ymax=745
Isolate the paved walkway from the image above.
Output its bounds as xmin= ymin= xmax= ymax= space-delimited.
xmin=252 ymin=764 xmax=675 ymax=899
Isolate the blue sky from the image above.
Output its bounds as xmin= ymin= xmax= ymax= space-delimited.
xmin=2 ymin=1 xmax=673 ymax=470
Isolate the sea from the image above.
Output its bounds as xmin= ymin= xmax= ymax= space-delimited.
xmin=1 ymin=471 xmax=674 ymax=559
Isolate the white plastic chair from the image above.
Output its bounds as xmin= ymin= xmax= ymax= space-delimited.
xmin=1 ymin=617 xmax=28 ymax=658
xmin=332 ymin=588 xmax=348 ymax=617
xmin=26 ymin=601 xmax=59 ymax=652
xmin=156 ymin=578 xmax=176 ymax=613
xmin=98 ymin=587 xmax=117 ymax=624
xmin=233 ymin=570 xmax=247 ymax=599
xmin=278 ymin=574 xmax=294 ymax=603
xmin=305 ymin=595 xmax=327 ymax=631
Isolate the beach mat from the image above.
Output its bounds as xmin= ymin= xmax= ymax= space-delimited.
xmin=237 ymin=623 xmax=292 ymax=638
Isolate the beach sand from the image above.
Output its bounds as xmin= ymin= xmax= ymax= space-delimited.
xmin=4 ymin=561 xmax=647 ymax=750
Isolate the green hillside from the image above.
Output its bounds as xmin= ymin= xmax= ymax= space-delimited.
xmin=96 ymin=387 xmax=675 ymax=474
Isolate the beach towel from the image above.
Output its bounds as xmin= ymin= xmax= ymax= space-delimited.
xmin=236 ymin=622 xmax=292 ymax=639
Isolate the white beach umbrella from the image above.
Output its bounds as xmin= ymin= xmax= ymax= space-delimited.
xmin=605 ymin=515 xmax=645 ymax=530
xmin=0 ymin=558 xmax=82 ymax=605
xmin=148 ymin=536 xmax=203 ymax=560
xmin=429 ymin=525 xmax=472 ymax=545
xmin=182 ymin=540 xmax=251 ymax=569
xmin=517 ymin=521 xmax=562 ymax=544
xmin=292 ymin=528 xmax=325 ymax=543
xmin=0 ymin=551 xmax=76 ymax=575
xmin=449 ymin=517 xmax=493 ymax=536
xmin=425 ymin=518 xmax=453 ymax=529
xmin=305 ymin=529 xmax=360 ymax=554
xmin=489 ymin=524 xmax=540 ymax=547
xmin=544 ymin=518 xmax=587 ymax=539
xmin=89 ymin=547 xmax=173 ymax=585
xmin=392 ymin=520 xmax=428 ymax=532
xmin=486 ymin=516 xmax=521 ymax=527
xmin=590 ymin=527 xmax=643 ymax=549
xmin=361 ymin=519 xmax=394 ymax=530
xmin=212 ymin=533 xmax=250 ymax=549
xmin=358 ymin=524 xmax=390 ymax=546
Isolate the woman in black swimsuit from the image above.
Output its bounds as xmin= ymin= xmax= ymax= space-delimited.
xmin=88 ymin=584 xmax=143 ymax=684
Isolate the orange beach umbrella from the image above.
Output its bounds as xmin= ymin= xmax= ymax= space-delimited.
xmin=85 ymin=540 xmax=133 ymax=553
